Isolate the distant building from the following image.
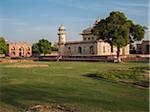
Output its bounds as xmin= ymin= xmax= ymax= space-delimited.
xmin=136 ymin=40 xmax=150 ymax=54
xmin=8 ymin=42 xmax=32 ymax=57
xmin=58 ymin=19 xmax=129 ymax=56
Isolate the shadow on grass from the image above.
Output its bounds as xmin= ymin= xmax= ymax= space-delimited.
xmin=83 ymin=66 xmax=149 ymax=88
xmin=1 ymin=83 xmax=80 ymax=112
xmin=1 ymin=84 xmax=54 ymax=111
xmin=1 ymin=82 xmax=102 ymax=112
xmin=1 ymin=78 xmax=149 ymax=112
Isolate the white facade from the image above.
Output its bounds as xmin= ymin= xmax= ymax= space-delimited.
xmin=58 ymin=19 xmax=130 ymax=56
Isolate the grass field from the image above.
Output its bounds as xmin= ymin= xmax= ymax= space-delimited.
xmin=0 ymin=61 xmax=149 ymax=112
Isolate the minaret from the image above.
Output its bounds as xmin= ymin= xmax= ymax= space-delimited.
xmin=58 ymin=25 xmax=66 ymax=56
xmin=58 ymin=25 xmax=66 ymax=44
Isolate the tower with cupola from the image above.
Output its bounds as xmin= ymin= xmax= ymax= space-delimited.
xmin=58 ymin=25 xmax=66 ymax=56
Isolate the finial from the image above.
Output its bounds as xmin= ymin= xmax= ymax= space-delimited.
xmin=59 ymin=24 xmax=65 ymax=30
xmin=95 ymin=16 xmax=101 ymax=25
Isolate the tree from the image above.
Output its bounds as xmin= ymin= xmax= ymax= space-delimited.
xmin=52 ymin=42 xmax=58 ymax=51
xmin=32 ymin=43 xmax=40 ymax=54
xmin=130 ymin=43 xmax=136 ymax=54
xmin=0 ymin=37 xmax=8 ymax=54
xmin=32 ymin=39 xmax=52 ymax=55
xmin=92 ymin=11 xmax=146 ymax=62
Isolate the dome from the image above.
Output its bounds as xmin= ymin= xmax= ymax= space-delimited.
xmin=82 ymin=26 xmax=93 ymax=34
xmin=58 ymin=25 xmax=65 ymax=30
xmin=95 ymin=18 xmax=101 ymax=25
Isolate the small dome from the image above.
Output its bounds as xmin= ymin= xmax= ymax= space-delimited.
xmin=58 ymin=25 xmax=65 ymax=30
xmin=95 ymin=18 xmax=101 ymax=25
xmin=82 ymin=26 xmax=92 ymax=34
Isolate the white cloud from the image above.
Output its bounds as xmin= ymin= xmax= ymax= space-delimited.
xmin=115 ymin=2 xmax=148 ymax=8
xmin=0 ymin=17 xmax=28 ymax=27
xmin=47 ymin=0 xmax=111 ymax=12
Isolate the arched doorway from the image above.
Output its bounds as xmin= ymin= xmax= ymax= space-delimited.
xmin=19 ymin=52 xmax=22 ymax=56
xmin=12 ymin=52 xmax=15 ymax=56
xmin=78 ymin=47 xmax=82 ymax=54
xmin=19 ymin=47 xmax=24 ymax=57
xmin=68 ymin=47 xmax=71 ymax=54
xmin=89 ymin=46 xmax=94 ymax=54
xmin=26 ymin=52 xmax=30 ymax=56
xmin=146 ymin=45 xmax=150 ymax=54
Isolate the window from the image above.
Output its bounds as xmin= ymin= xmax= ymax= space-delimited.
xmin=19 ymin=47 xmax=24 ymax=56
xmin=12 ymin=52 xmax=15 ymax=55
xmin=19 ymin=52 xmax=22 ymax=56
xmin=19 ymin=47 xmax=24 ymax=51
xmin=146 ymin=45 xmax=150 ymax=54
xmin=19 ymin=48 xmax=22 ymax=51
xmin=92 ymin=37 xmax=94 ymax=40
xmin=68 ymin=47 xmax=71 ymax=53
xmin=27 ymin=47 xmax=30 ymax=51
xmin=11 ymin=47 xmax=15 ymax=51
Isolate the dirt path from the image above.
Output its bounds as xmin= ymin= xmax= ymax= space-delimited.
xmin=5 ymin=64 xmax=49 ymax=68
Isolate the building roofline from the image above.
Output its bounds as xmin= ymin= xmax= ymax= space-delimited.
xmin=65 ymin=40 xmax=96 ymax=45
xmin=8 ymin=41 xmax=32 ymax=46
xmin=142 ymin=40 xmax=150 ymax=42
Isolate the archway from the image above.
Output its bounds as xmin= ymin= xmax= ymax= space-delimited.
xmin=68 ymin=47 xmax=71 ymax=54
xmin=78 ymin=47 xmax=82 ymax=54
xmin=19 ymin=52 xmax=22 ymax=57
xmin=19 ymin=47 xmax=24 ymax=57
xmin=89 ymin=46 xmax=94 ymax=54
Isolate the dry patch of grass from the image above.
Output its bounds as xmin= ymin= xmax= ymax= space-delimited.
xmin=26 ymin=104 xmax=75 ymax=112
xmin=4 ymin=64 xmax=49 ymax=68
xmin=0 ymin=59 xmax=33 ymax=63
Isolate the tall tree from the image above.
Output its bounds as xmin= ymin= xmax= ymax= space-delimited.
xmin=92 ymin=11 xmax=146 ymax=62
xmin=32 ymin=39 xmax=52 ymax=55
xmin=0 ymin=37 xmax=8 ymax=54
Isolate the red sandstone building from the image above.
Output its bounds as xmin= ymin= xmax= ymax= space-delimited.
xmin=8 ymin=42 xmax=32 ymax=57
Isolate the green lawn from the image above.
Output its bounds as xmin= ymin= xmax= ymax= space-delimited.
xmin=0 ymin=61 xmax=149 ymax=112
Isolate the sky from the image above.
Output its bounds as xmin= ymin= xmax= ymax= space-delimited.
xmin=0 ymin=0 xmax=149 ymax=43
